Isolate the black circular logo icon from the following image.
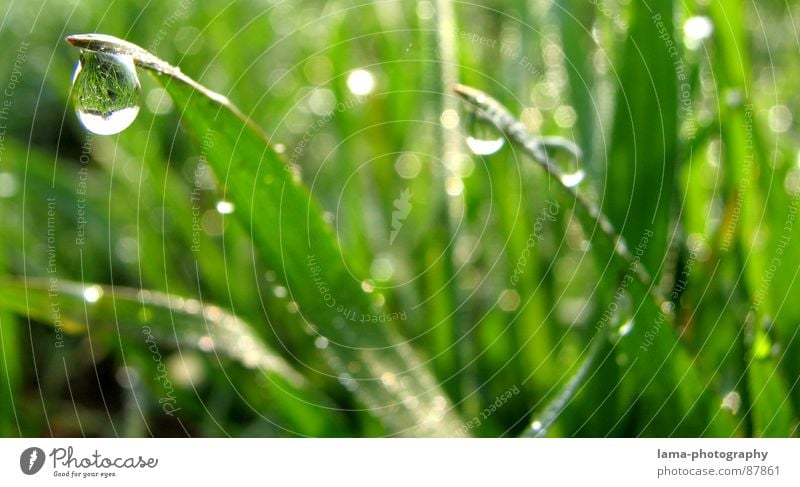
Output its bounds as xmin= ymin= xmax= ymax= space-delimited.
xmin=20 ymin=447 xmax=45 ymax=475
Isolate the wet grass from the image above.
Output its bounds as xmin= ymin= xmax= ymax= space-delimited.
xmin=0 ymin=0 xmax=797 ymax=437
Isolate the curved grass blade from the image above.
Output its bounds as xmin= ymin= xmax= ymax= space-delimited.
xmin=0 ymin=278 xmax=341 ymax=435
xmin=65 ymin=34 xmax=464 ymax=436
xmin=453 ymin=84 xmax=738 ymax=436
xmin=452 ymin=83 xmax=658 ymax=303
xmin=522 ymin=332 xmax=605 ymax=437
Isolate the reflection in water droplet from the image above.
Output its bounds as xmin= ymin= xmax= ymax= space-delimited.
xmin=560 ymin=169 xmax=585 ymax=188
xmin=72 ymin=50 xmax=141 ymax=135
xmin=464 ymin=112 xmax=505 ymax=155
xmin=466 ymin=136 xmax=505 ymax=155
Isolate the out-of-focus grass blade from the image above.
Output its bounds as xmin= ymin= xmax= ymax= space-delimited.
xmin=745 ymin=332 xmax=795 ymax=437
xmin=63 ymin=34 xmax=464 ymax=435
xmin=0 ymin=278 xmax=342 ymax=435
xmin=706 ymin=1 xmax=797 ymax=435
xmin=163 ymin=81 xmax=462 ymax=435
xmin=0 ymin=189 xmax=20 ymax=436
xmin=453 ymin=83 xmax=738 ymax=436
xmin=522 ymin=332 xmax=605 ymax=437
xmin=0 ymin=269 xmax=20 ymax=436
xmin=605 ymin=0 xmax=678 ymax=277
xmin=556 ymin=0 xmax=598 ymax=172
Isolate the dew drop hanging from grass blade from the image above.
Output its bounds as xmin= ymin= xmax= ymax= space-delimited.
xmin=71 ymin=50 xmax=141 ymax=135
xmin=464 ymin=110 xmax=505 ymax=155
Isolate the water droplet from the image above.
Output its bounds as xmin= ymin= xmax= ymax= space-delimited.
xmin=440 ymin=109 xmax=460 ymax=129
xmin=721 ymin=391 xmax=741 ymax=415
xmin=370 ymin=257 xmax=395 ymax=281
xmin=537 ymin=137 xmax=584 ymax=187
xmin=314 ymin=336 xmax=329 ymax=349
xmin=82 ymin=285 xmax=103 ymax=303
xmin=466 ymin=136 xmax=505 ymax=156
xmin=465 ymin=112 xmax=505 ymax=155
xmin=337 ymin=373 xmax=359 ymax=392
xmin=768 ymin=104 xmax=792 ymax=133
xmin=346 ymin=69 xmax=375 ymax=96
xmin=395 ymin=153 xmax=421 ymax=179
xmin=197 ymin=336 xmax=215 ymax=352
xmin=71 ymin=50 xmax=141 ymax=135
xmin=115 ymin=367 xmax=140 ymax=389
xmin=0 ymin=173 xmax=18 ymax=198
xmin=167 ymin=352 xmax=206 ymax=388
xmin=683 ymin=16 xmax=713 ymax=50
xmin=445 ymin=176 xmax=464 ymax=196
xmin=498 ymin=289 xmax=521 ymax=312
xmin=560 ymin=169 xmax=585 ymax=188
xmin=215 ymin=200 xmax=235 ymax=215
xmin=380 ymin=372 xmax=397 ymax=388
xmin=617 ymin=318 xmax=634 ymax=337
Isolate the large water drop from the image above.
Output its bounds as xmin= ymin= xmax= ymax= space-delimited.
xmin=538 ymin=136 xmax=584 ymax=187
xmin=72 ymin=50 xmax=141 ymax=135
xmin=464 ymin=112 xmax=505 ymax=155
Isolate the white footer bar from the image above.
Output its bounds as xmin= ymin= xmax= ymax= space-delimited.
xmin=1 ymin=438 xmax=796 ymax=486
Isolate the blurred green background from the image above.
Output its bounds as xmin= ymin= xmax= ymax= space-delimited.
xmin=0 ymin=0 xmax=798 ymax=437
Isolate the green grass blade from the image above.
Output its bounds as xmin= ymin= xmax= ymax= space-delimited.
xmin=556 ymin=0 xmax=598 ymax=172
xmin=522 ymin=332 xmax=605 ymax=437
xmin=64 ymin=34 xmax=464 ymax=435
xmin=453 ymin=83 xmax=738 ymax=436
xmin=164 ymin=81 xmax=462 ymax=436
xmin=745 ymin=334 xmax=796 ymax=437
xmin=605 ymin=0 xmax=678 ymax=277
xmin=0 ymin=278 xmax=341 ymax=434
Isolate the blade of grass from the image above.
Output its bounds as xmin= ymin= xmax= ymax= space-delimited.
xmin=453 ymin=83 xmax=738 ymax=435
xmin=434 ymin=0 xmax=482 ymax=418
xmin=707 ymin=0 xmax=797 ymax=437
xmin=65 ymin=33 xmax=464 ymax=436
xmin=556 ymin=0 xmax=598 ymax=173
xmin=522 ymin=330 xmax=605 ymax=437
xmin=0 ymin=278 xmax=344 ymax=435
xmin=605 ymin=0 xmax=678 ymax=279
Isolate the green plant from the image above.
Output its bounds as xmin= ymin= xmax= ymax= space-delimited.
xmin=0 ymin=0 xmax=796 ymax=438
